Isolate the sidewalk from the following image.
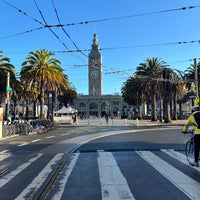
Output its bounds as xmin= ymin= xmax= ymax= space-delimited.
xmin=126 ymin=119 xmax=186 ymax=126
xmin=76 ymin=118 xmax=187 ymax=126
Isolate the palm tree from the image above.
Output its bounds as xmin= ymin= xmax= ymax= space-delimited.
xmin=170 ymin=70 xmax=187 ymax=120
xmin=20 ymin=49 xmax=68 ymax=119
xmin=0 ymin=51 xmax=15 ymax=104
xmin=136 ymin=57 xmax=168 ymax=121
xmin=184 ymin=61 xmax=200 ymax=100
xmin=161 ymin=68 xmax=173 ymax=123
xmin=121 ymin=76 xmax=145 ymax=119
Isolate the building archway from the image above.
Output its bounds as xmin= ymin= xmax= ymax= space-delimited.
xmin=78 ymin=102 xmax=86 ymax=118
xmin=89 ymin=102 xmax=98 ymax=117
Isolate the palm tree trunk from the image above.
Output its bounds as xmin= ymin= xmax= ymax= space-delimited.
xmin=51 ymin=91 xmax=56 ymax=121
xmin=172 ymin=93 xmax=177 ymax=120
xmin=151 ymin=93 xmax=157 ymax=121
xmin=33 ymin=100 xmax=37 ymax=118
xmin=163 ymin=96 xmax=171 ymax=123
xmin=40 ymin=80 xmax=45 ymax=119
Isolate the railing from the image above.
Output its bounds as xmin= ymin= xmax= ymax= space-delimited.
xmin=2 ymin=122 xmax=33 ymax=138
xmin=2 ymin=119 xmax=58 ymax=138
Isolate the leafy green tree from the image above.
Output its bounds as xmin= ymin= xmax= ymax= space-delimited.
xmin=21 ymin=49 xmax=68 ymax=119
xmin=184 ymin=61 xmax=200 ymax=97
xmin=57 ymin=87 xmax=77 ymax=107
xmin=121 ymin=76 xmax=145 ymax=118
xmin=0 ymin=51 xmax=15 ymax=104
xmin=136 ymin=57 xmax=168 ymax=121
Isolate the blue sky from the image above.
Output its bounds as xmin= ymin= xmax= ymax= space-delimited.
xmin=1 ymin=0 xmax=200 ymax=95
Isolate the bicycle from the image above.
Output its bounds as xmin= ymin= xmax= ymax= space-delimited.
xmin=184 ymin=129 xmax=200 ymax=166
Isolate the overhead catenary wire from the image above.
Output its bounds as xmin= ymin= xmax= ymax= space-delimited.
xmin=2 ymin=1 xmax=200 ymax=78
xmin=33 ymin=0 xmax=86 ymax=63
xmin=50 ymin=0 xmax=88 ymax=58
xmin=1 ymin=2 xmax=200 ymax=40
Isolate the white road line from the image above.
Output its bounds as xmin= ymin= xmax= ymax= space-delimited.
xmin=0 ymin=152 xmax=11 ymax=161
xmin=137 ymin=151 xmax=200 ymax=200
xmin=98 ymin=151 xmax=135 ymax=200
xmin=161 ymin=149 xmax=200 ymax=172
xmin=0 ymin=150 xmax=9 ymax=153
xmin=45 ymin=136 xmax=56 ymax=139
xmin=17 ymin=142 xmax=30 ymax=147
xmin=0 ymin=154 xmax=43 ymax=188
xmin=31 ymin=139 xmax=41 ymax=143
xmin=51 ymin=153 xmax=80 ymax=200
xmin=15 ymin=153 xmax=64 ymax=200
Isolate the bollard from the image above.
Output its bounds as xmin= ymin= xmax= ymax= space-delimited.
xmin=136 ymin=118 xmax=139 ymax=125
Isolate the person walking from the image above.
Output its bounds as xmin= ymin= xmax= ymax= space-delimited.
xmin=182 ymin=106 xmax=200 ymax=167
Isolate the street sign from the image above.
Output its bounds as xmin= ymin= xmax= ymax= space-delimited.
xmin=6 ymin=86 xmax=12 ymax=92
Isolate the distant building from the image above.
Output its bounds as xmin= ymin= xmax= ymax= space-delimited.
xmin=74 ymin=34 xmax=127 ymax=118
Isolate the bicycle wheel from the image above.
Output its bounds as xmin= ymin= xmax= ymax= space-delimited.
xmin=185 ymin=140 xmax=195 ymax=165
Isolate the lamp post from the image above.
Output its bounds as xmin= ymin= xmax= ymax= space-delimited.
xmin=5 ymin=72 xmax=10 ymax=120
xmin=194 ymin=58 xmax=199 ymax=98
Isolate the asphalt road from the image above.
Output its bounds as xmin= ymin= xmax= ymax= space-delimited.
xmin=0 ymin=124 xmax=199 ymax=200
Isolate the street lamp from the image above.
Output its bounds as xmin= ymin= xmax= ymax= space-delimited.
xmin=5 ymin=72 xmax=12 ymax=121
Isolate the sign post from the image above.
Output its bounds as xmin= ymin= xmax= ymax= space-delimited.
xmin=0 ymin=107 xmax=3 ymax=138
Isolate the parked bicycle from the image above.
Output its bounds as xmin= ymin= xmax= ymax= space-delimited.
xmin=185 ymin=129 xmax=200 ymax=166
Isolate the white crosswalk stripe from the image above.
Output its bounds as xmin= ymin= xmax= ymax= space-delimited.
xmin=51 ymin=153 xmax=80 ymax=200
xmin=0 ymin=152 xmax=11 ymax=162
xmin=0 ymin=149 xmax=200 ymax=200
xmin=15 ymin=153 xmax=64 ymax=200
xmin=137 ymin=150 xmax=200 ymax=199
xmin=161 ymin=149 xmax=200 ymax=172
xmin=98 ymin=151 xmax=135 ymax=200
xmin=0 ymin=154 xmax=43 ymax=188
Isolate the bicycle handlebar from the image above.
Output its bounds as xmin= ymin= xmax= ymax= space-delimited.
xmin=182 ymin=130 xmax=194 ymax=134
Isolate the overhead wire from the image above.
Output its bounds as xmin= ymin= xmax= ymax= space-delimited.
xmin=2 ymin=1 xmax=200 ymax=77
xmin=51 ymin=0 xmax=87 ymax=57
xmin=1 ymin=2 xmax=200 ymax=40
xmin=33 ymin=0 xmax=71 ymax=53
xmin=1 ymin=0 xmax=87 ymax=62
xmin=52 ymin=39 xmax=200 ymax=53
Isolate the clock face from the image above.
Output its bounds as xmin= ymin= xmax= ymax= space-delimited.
xmin=91 ymin=70 xmax=99 ymax=79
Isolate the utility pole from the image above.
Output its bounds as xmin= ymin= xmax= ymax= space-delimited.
xmin=194 ymin=58 xmax=198 ymax=98
xmin=194 ymin=58 xmax=200 ymax=109
xmin=5 ymin=72 xmax=10 ymax=120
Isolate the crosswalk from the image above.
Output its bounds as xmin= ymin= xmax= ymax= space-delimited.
xmin=0 ymin=149 xmax=200 ymax=200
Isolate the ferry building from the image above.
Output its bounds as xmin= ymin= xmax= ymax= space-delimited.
xmin=74 ymin=34 xmax=128 ymax=118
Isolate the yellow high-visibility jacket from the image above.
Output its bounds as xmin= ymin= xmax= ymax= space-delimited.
xmin=183 ymin=111 xmax=200 ymax=134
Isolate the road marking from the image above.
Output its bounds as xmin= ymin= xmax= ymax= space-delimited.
xmin=15 ymin=153 xmax=64 ymax=200
xmin=137 ymin=151 xmax=200 ymax=200
xmin=31 ymin=139 xmax=41 ymax=143
xmin=17 ymin=142 xmax=30 ymax=147
xmin=0 ymin=152 xmax=11 ymax=161
xmin=161 ymin=149 xmax=200 ymax=172
xmin=51 ymin=153 xmax=80 ymax=200
xmin=0 ymin=150 xmax=9 ymax=153
xmin=45 ymin=136 xmax=56 ymax=139
xmin=98 ymin=151 xmax=135 ymax=200
xmin=0 ymin=154 xmax=43 ymax=188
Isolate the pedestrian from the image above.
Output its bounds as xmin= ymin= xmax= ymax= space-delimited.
xmin=182 ymin=106 xmax=200 ymax=167
xmin=73 ymin=114 xmax=77 ymax=124
xmin=105 ymin=113 xmax=109 ymax=124
xmin=7 ymin=115 xmax=12 ymax=124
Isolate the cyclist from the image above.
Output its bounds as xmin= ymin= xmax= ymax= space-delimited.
xmin=182 ymin=106 xmax=200 ymax=167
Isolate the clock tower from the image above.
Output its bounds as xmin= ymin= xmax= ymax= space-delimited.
xmin=88 ymin=34 xmax=102 ymax=96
